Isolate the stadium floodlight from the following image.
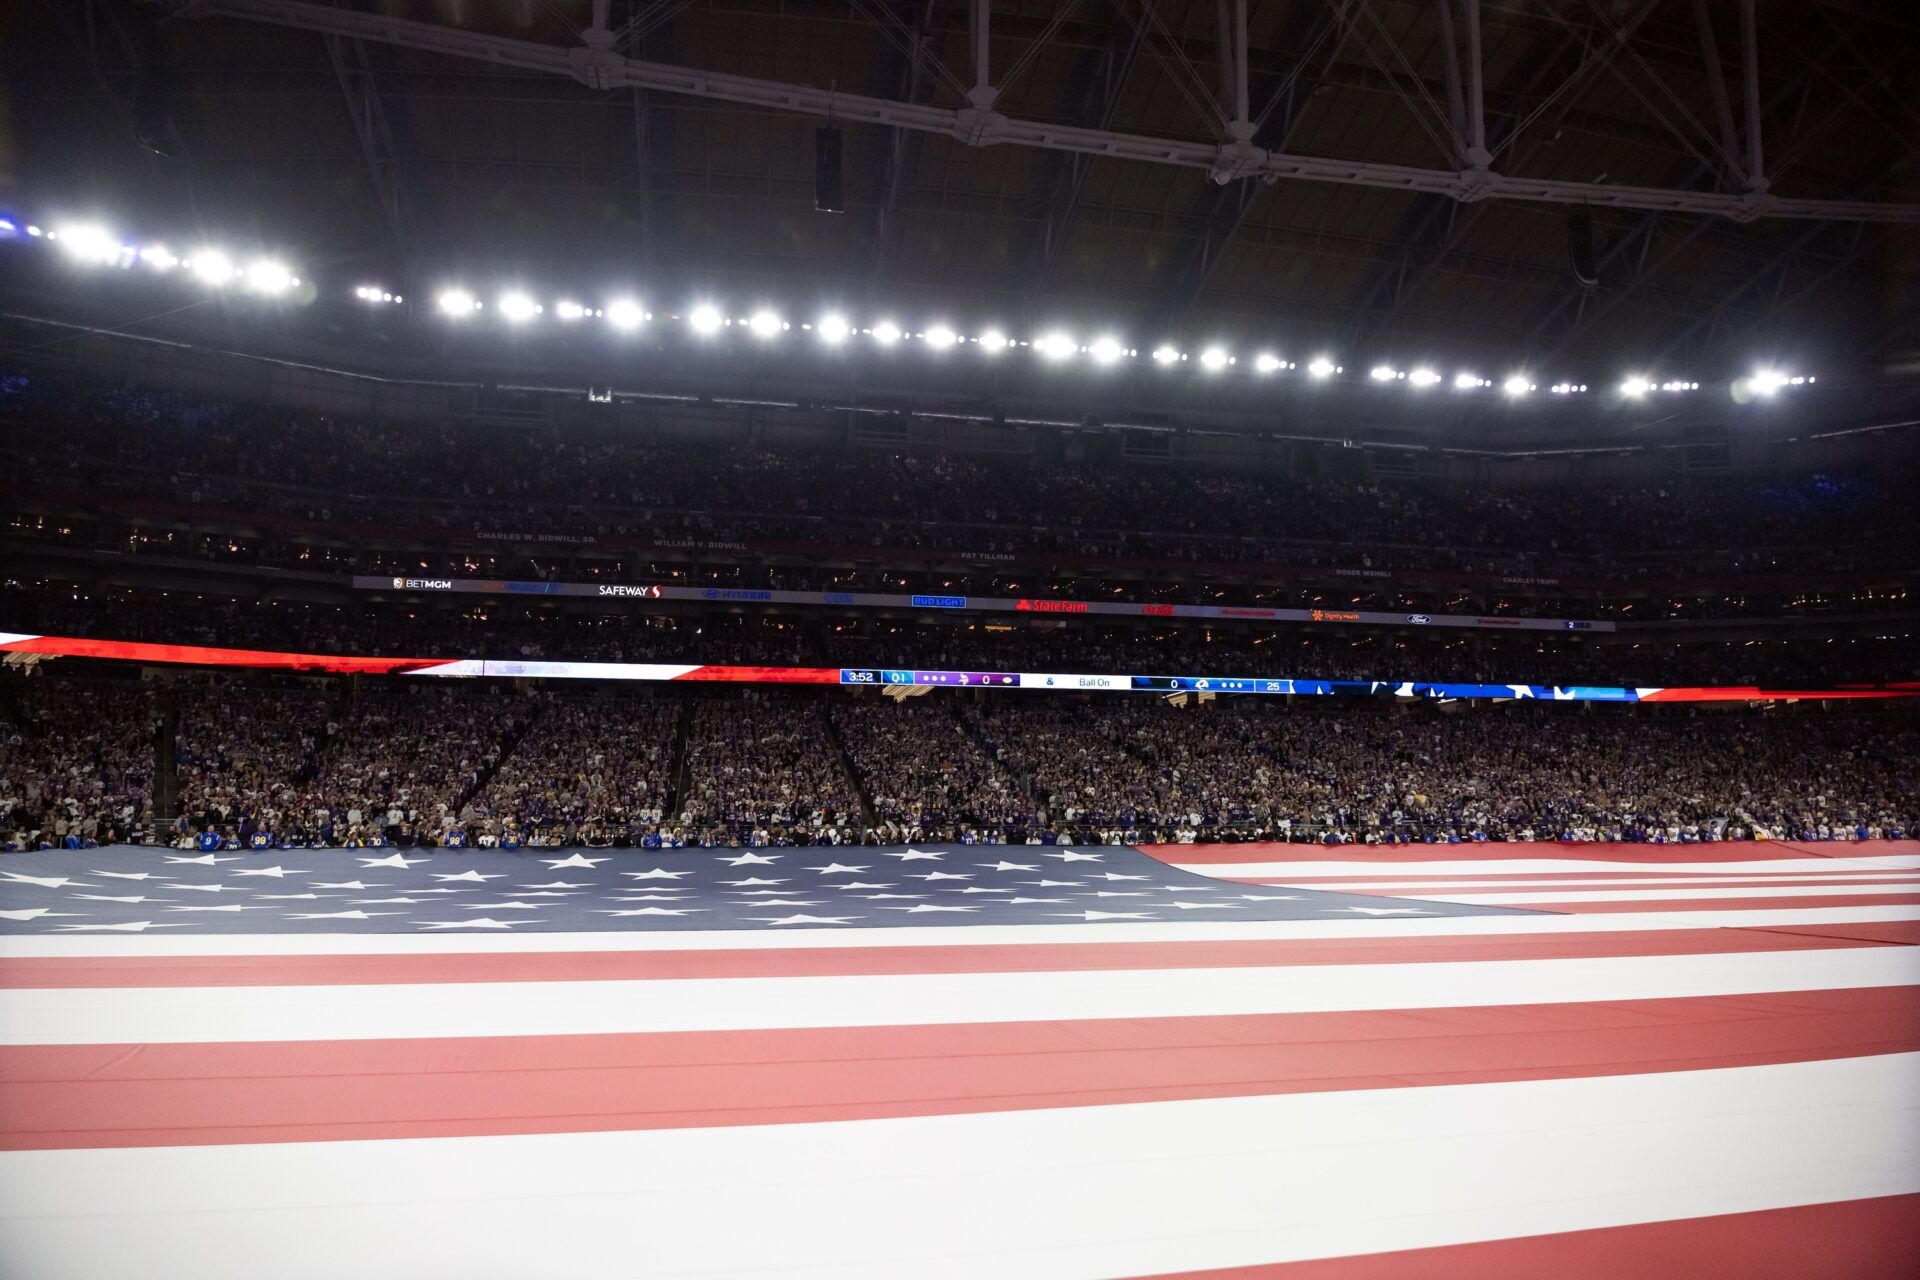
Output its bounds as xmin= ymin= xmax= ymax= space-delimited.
xmin=245 ymin=259 xmax=297 ymax=295
xmin=607 ymin=299 xmax=645 ymax=330
xmin=1254 ymin=353 xmax=1283 ymax=374
xmin=189 ymin=250 xmax=236 ymax=286
xmin=924 ymin=324 xmax=959 ymax=349
xmin=815 ymin=312 xmax=852 ymax=344
xmin=1307 ymin=356 xmax=1337 ymax=379
xmin=555 ymin=300 xmax=587 ymax=321
xmin=437 ymin=287 xmax=479 ymax=317
xmin=688 ymin=304 xmax=725 ymax=334
xmin=1369 ymin=365 xmax=1397 ymax=382
xmin=1620 ymin=375 xmax=1652 ymax=398
xmin=140 ymin=245 xmax=179 ymax=272
xmin=747 ymin=309 xmax=782 ymax=338
xmin=52 ymin=223 xmax=120 ymax=266
xmin=1151 ymin=345 xmax=1181 ymax=365
xmin=976 ymin=328 xmax=1009 ymax=353
xmin=1502 ymin=375 xmax=1532 ymax=397
xmin=1408 ymin=367 xmax=1441 ymax=387
xmin=496 ymin=291 xmax=541 ymax=322
xmin=1198 ymin=347 xmax=1231 ymax=371
xmin=871 ymin=319 xmax=903 ymax=345
xmin=1453 ymin=372 xmax=1482 ymax=390
xmin=1035 ymin=331 xmax=1077 ymax=361
xmin=1749 ymin=368 xmax=1788 ymax=397
xmin=1089 ymin=335 xmax=1125 ymax=364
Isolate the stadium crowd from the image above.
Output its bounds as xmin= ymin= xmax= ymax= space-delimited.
xmin=7 ymin=372 xmax=1914 ymax=581
xmin=3 ymin=676 xmax=1913 ymax=852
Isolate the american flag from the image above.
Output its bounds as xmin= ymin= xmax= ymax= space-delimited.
xmin=1 ymin=839 xmax=1916 ymax=1277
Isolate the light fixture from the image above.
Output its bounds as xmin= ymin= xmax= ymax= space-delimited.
xmin=140 ymin=245 xmax=179 ymax=272
xmin=1198 ymin=347 xmax=1230 ymax=371
xmin=1370 ymin=365 xmax=1398 ymax=382
xmin=555 ymin=300 xmax=587 ymax=321
xmin=607 ymin=299 xmax=645 ymax=330
xmin=497 ymin=292 xmax=541 ymax=322
xmin=1453 ymin=372 xmax=1484 ymax=390
xmin=1151 ymin=345 xmax=1181 ymax=365
xmin=871 ymin=319 xmax=903 ymax=345
xmin=816 ymin=313 xmax=852 ymax=344
xmin=1749 ymin=368 xmax=1788 ymax=397
xmin=437 ymin=287 xmax=478 ymax=316
xmin=1254 ymin=353 xmax=1282 ymax=374
xmin=1088 ymin=335 xmax=1125 ymax=364
xmin=747 ymin=309 xmax=782 ymax=338
xmin=924 ymin=324 xmax=959 ymax=349
xmin=1035 ymin=331 xmax=1077 ymax=361
xmin=976 ymin=328 xmax=1008 ymax=353
xmin=190 ymin=249 xmax=236 ymax=286
xmin=1408 ymin=367 xmax=1441 ymax=387
xmin=1502 ymin=375 xmax=1532 ymax=397
xmin=1307 ymin=356 xmax=1337 ymax=379
xmin=52 ymin=223 xmax=120 ymax=266
xmin=688 ymin=304 xmax=724 ymax=334
xmin=1620 ymin=375 xmax=1651 ymax=397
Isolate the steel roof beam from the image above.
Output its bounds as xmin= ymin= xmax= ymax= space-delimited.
xmin=176 ymin=0 xmax=1920 ymax=225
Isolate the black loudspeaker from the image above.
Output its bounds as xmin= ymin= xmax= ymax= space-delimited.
xmin=1568 ymin=211 xmax=1599 ymax=288
xmin=815 ymin=127 xmax=845 ymax=213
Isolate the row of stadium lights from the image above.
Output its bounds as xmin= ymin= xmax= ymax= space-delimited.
xmin=411 ymin=287 xmax=1815 ymax=400
xmin=0 ymin=216 xmax=1814 ymax=401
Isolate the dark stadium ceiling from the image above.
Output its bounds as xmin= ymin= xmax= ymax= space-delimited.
xmin=1 ymin=0 xmax=1917 ymax=379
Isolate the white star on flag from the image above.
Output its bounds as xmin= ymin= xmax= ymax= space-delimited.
xmin=353 ymin=897 xmax=425 ymax=905
xmin=806 ymin=864 xmax=869 ymax=875
xmin=165 ymin=904 xmax=269 ymax=913
xmin=1336 ymin=906 xmax=1433 ymax=916
xmin=431 ymin=871 xmax=505 ymax=883
xmin=521 ymin=881 xmax=591 ymax=889
xmin=978 ymin=862 xmax=1039 ymax=871
xmin=1045 ymin=851 xmax=1104 ymax=862
xmin=948 ymin=886 xmax=1017 ymax=894
xmin=1050 ymin=910 xmax=1156 ymax=921
xmin=72 ymin=894 xmax=169 ymax=904
xmin=90 ymin=870 xmax=157 ymax=881
xmin=734 ymin=899 xmax=823 ymax=908
xmin=251 ymin=893 xmax=327 ymax=901
xmin=358 ymin=854 xmax=429 ymax=869
xmin=882 ymin=849 xmax=944 ymax=861
xmin=0 ymin=907 xmax=81 ymax=922
xmin=457 ymin=901 xmax=544 ymax=910
xmin=615 ymin=893 xmax=692 ymax=902
xmin=1157 ymin=901 xmax=1243 ymax=910
xmin=231 ymin=866 xmax=307 ymax=879
xmin=723 ymin=877 xmax=787 ymax=887
xmin=1238 ymin=893 xmax=1304 ymax=901
xmin=2 ymin=871 xmax=95 ymax=890
xmin=417 ymin=918 xmax=535 ymax=930
xmin=540 ymin=853 xmax=608 ymax=869
xmin=163 ymin=883 xmax=235 ymax=893
xmin=860 ymin=893 xmax=927 ymax=900
xmin=721 ymin=852 xmax=781 ymax=866
xmin=882 ymin=904 xmax=979 ymax=913
xmin=623 ymin=868 xmax=692 ymax=880
xmin=597 ymin=907 xmax=707 ymax=917
xmin=1157 ymin=885 xmax=1218 ymax=893
xmin=1096 ymin=872 xmax=1149 ymax=881
xmin=512 ymin=891 xmax=580 ymax=898
xmin=311 ymin=881 xmax=381 ymax=890
xmin=827 ymin=882 xmax=894 ymax=890
xmin=1005 ymin=897 xmax=1070 ymax=904
xmin=286 ymin=911 xmax=405 ymax=921
xmin=1022 ymin=880 xmax=1083 ymax=888
xmin=748 ymin=914 xmax=861 ymax=926
xmin=907 ymin=871 xmax=972 ymax=881
xmin=164 ymin=854 xmax=239 ymax=865
xmin=1092 ymin=891 xmax=1151 ymax=898
xmin=53 ymin=920 xmax=190 ymax=932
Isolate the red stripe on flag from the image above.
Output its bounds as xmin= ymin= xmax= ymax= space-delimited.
xmin=5 ymin=987 xmax=1915 ymax=1151
xmin=1142 ymin=841 xmax=1870 ymax=865
xmin=1132 ymin=1192 xmax=1920 ymax=1279
xmin=1514 ymin=893 xmax=1920 ymax=915
xmin=4 ymin=925 xmax=1909 ymax=989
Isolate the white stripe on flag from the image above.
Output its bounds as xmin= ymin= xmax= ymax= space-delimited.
xmin=1 ymin=1053 xmax=1914 ymax=1280
xmin=6 ymin=945 xmax=1914 ymax=1045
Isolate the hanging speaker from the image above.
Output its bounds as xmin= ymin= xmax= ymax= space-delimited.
xmin=1568 ymin=211 xmax=1599 ymax=288
xmin=815 ymin=127 xmax=844 ymax=213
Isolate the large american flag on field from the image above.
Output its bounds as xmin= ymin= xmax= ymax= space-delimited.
xmin=1 ymin=839 xmax=1916 ymax=1278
